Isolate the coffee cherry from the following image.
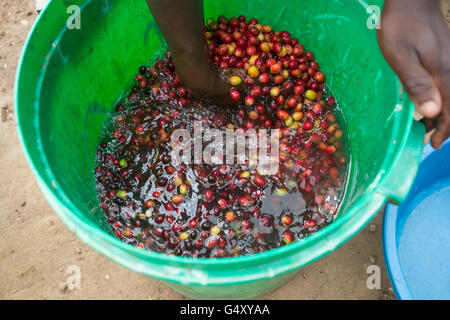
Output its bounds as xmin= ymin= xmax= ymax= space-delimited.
xmin=287 ymin=97 xmax=298 ymax=108
xmin=313 ymin=71 xmax=325 ymax=82
xmin=117 ymin=190 xmax=127 ymax=199
xmin=242 ymin=220 xmax=251 ymax=229
xmin=245 ymin=95 xmax=255 ymax=106
xmin=283 ymin=232 xmax=293 ymax=244
xmin=168 ymin=237 xmax=179 ymax=248
xmin=225 ymin=211 xmax=235 ymax=222
xmin=253 ymin=175 xmax=266 ymax=187
xmin=218 ymin=198 xmax=228 ymax=208
xmin=270 ymin=86 xmax=280 ymax=97
xmin=230 ymin=89 xmax=241 ymax=100
xmin=249 ymin=110 xmax=259 ymax=120
xmin=260 ymin=41 xmax=271 ymax=52
xmin=155 ymin=214 xmax=165 ymax=224
xmin=207 ymin=239 xmax=217 ymax=249
xmin=189 ymin=219 xmax=199 ymax=228
xmin=194 ymin=240 xmax=204 ymax=249
xmin=329 ymin=167 xmax=339 ymax=179
xmin=305 ymin=90 xmax=317 ymax=101
xmin=230 ymin=76 xmax=242 ymax=86
xmin=218 ymin=236 xmax=227 ymax=248
xmin=179 ymin=232 xmax=189 ymax=241
xmin=325 ymin=145 xmax=336 ymax=154
xmin=304 ymin=219 xmax=316 ymax=228
xmin=204 ymin=189 xmax=214 ymax=202
xmin=248 ymin=65 xmax=260 ymax=78
xmin=171 ymin=194 xmax=184 ymax=204
xmin=303 ymin=121 xmax=313 ymax=130
xmin=292 ymin=45 xmax=304 ymax=56
xmin=179 ymin=184 xmax=188 ymax=195
xmin=292 ymin=111 xmax=303 ymax=121
xmin=326 ymin=96 xmax=336 ymax=106
xmin=259 ymin=73 xmax=270 ymax=83
xmin=165 ymin=202 xmax=175 ymax=211
xmin=282 ymin=215 xmax=293 ymax=225
xmin=270 ymin=63 xmax=281 ymax=74
xmin=276 ymin=110 xmax=289 ymax=120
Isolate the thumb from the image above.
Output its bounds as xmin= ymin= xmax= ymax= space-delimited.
xmin=396 ymin=62 xmax=442 ymax=119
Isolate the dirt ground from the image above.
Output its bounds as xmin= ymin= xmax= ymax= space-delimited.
xmin=0 ymin=1 xmax=448 ymax=300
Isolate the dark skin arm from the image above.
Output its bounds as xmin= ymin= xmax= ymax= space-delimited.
xmin=377 ymin=0 xmax=450 ymax=149
xmin=145 ymin=0 xmax=235 ymax=106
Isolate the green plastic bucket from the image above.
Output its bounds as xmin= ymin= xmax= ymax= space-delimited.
xmin=15 ymin=0 xmax=425 ymax=299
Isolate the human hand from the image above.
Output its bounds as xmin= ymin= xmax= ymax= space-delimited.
xmin=146 ymin=0 xmax=239 ymax=108
xmin=174 ymin=54 xmax=239 ymax=108
xmin=377 ymin=0 xmax=450 ymax=148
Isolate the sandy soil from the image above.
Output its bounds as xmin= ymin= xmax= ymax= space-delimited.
xmin=0 ymin=1 xmax=448 ymax=300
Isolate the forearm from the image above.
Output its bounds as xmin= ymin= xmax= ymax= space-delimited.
xmin=145 ymin=0 xmax=211 ymax=77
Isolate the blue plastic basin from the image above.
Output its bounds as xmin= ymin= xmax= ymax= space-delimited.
xmin=383 ymin=138 xmax=450 ymax=300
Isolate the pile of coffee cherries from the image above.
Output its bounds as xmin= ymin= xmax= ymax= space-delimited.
xmin=94 ymin=15 xmax=348 ymax=258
